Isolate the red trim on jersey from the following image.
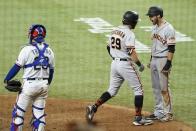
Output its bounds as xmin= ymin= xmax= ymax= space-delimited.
xmin=165 ymin=72 xmax=172 ymax=112
xmin=130 ymin=62 xmax=144 ymax=95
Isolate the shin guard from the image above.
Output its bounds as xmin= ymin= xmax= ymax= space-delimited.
xmin=10 ymin=104 xmax=25 ymax=131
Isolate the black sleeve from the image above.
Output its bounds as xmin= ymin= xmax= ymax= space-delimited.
xmin=168 ymin=45 xmax=175 ymax=53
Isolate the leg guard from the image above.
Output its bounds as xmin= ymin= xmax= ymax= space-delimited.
xmin=10 ymin=104 xmax=26 ymax=131
xmin=31 ymin=105 xmax=46 ymax=131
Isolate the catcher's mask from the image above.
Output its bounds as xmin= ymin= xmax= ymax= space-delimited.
xmin=122 ymin=11 xmax=139 ymax=29
xmin=28 ymin=24 xmax=46 ymax=44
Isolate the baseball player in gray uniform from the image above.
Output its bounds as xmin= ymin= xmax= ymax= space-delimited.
xmin=86 ymin=11 xmax=153 ymax=126
xmin=4 ymin=24 xmax=55 ymax=131
xmin=145 ymin=6 xmax=176 ymax=122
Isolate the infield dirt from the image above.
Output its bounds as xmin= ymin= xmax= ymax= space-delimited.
xmin=0 ymin=95 xmax=194 ymax=131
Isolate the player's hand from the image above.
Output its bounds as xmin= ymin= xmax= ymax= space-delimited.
xmin=161 ymin=60 xmax=172 ymax=73
xmin=162 ymin=68 xmax=171 ymax=73
xmin=139 ymin=64 xmax=145 ymax=72
xmin=147 ymin=63 xmax=151 ymax=68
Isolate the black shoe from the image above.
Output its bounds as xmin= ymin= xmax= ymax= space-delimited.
xmin=86 ymin=105 xmax=97 ymax=122
xmin=145 ymin=114 xmax=158 ymax=120
xmin=133 ymin=116 xmax=153 ymax=126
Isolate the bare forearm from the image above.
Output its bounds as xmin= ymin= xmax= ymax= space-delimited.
xmin=167 ymin=52 xmax=174 ymax=61
xmin=130 ymin=49 xmax=140 ymax=63
xmin=130 ymin=49 xmax=144 ymax=72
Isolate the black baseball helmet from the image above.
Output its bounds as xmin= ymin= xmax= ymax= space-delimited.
xmin=122 ymin=11 xmax=139 ymax=29
xmin=146 ymin=6 xmax=163 ymax=17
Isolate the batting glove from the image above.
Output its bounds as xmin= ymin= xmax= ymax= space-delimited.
xmin=162 ymin=60 xmax=172 ymax=73
xmin=139 ymin=64 xmax=145 ymax=72
xmin=135 ymin=61 xmax=145 ymax=72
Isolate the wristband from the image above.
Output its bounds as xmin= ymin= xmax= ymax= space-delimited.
xmin=135 ymin=61 xmax=141 ymax=67
xmin=166 ymin=60 xmax=171 ymax=65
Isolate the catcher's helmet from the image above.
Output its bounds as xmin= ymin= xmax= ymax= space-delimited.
xmin=122 ymin=11 xmax=139 ymax=29
xmin=28 ymin=24 xmax=46 ymax=44
xmin=146 ymin=6 xmax=163 ymax=17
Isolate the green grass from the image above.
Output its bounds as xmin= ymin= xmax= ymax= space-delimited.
xmin=0 ymin=0 xmax=196 ymax=129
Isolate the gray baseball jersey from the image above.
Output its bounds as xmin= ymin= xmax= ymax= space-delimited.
xmin=109 ymin=25 xmax=135 ymax=59
xmin=151 ymin=22 xmax=176 ymax=57
xmin=107 ymin=25 xmax=143 ymax=97
xmin=150 ymin=21 xmax=176 ymax=118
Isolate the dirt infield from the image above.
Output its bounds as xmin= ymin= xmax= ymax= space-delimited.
xmin=0 ymin=95 xmax=194 ymax=131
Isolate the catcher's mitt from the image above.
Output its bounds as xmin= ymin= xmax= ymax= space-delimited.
xmin=5 ymin=80 xmax=22 ymax=92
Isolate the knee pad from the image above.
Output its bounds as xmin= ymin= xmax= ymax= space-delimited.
xmin=31 ymin=105 xmax=46 ymax=131
xmin=10 ymin=104 xmax=26 ymax=131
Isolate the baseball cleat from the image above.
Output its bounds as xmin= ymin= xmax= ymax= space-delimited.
xmin=86 ymin=105 xmax=97 ymax=122
xmin=159 ymin=113 xmax=173 ymax=122
xmin=145 ymin=114 xmax=158 ymax=120
xmin=133 ymin=116 xmax=153 ymax=126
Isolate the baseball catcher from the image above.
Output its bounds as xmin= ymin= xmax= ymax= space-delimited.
xmin=4 ymin=24 xmax=55 ymax=131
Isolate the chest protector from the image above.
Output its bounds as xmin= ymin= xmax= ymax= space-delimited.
xmin=24 ymin=43 xmax=50 ymax=69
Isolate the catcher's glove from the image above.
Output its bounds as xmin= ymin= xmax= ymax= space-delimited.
xmin=5 ymin=80 xmax=22 ymax=92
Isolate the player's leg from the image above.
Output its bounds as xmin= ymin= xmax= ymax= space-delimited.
xmin=146 ymin=58 xmax=165 ymax=120
xmin=86 ymin=61 xmax=124 ymax=122
xmin=31 ymin=98 xmax=46 ymax=131
xmin=103 ymin=61 xmax=124 ymax=104
xmin=121 ymin=62 xmax=143 ymax=116
xmin=158 ymin=58 xmax=173 ymax=121
xmin=29 ymin=79 xmax=48 ymax=130
xmin=10 ymin=93 xmax=31 ymax=131
xmin=86 ymin=91 xmax=113 ymax=122
xmin=121 ymin=62 xmax=153 ymax=125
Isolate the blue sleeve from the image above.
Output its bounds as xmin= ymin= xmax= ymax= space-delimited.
xmin=48 ymin=68 xmax=54 ymax=85
xmin=4 ymin=64 xmax=21 ymax=82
